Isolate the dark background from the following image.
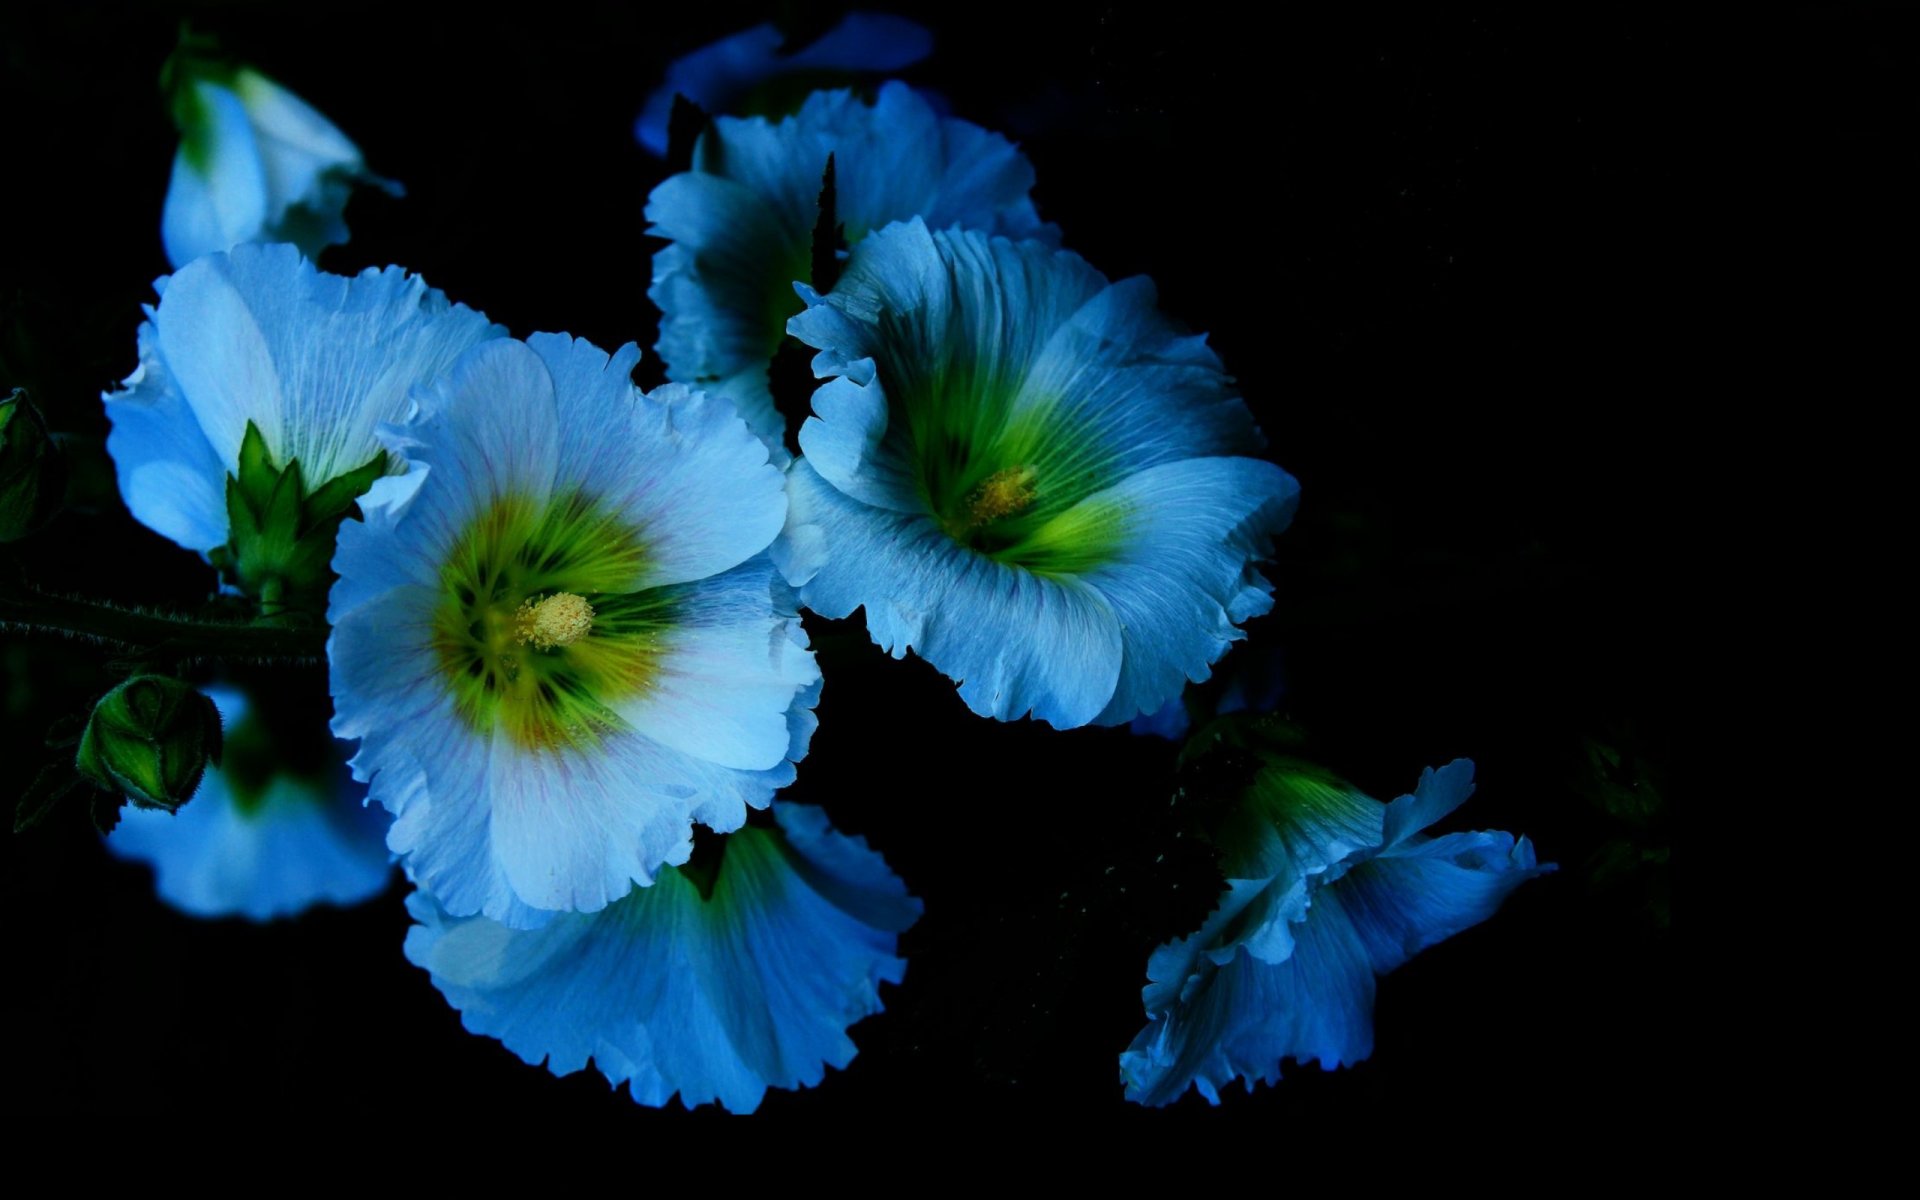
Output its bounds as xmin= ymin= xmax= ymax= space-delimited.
xmin=0 ymin=2 xmax=1708 ymax=1124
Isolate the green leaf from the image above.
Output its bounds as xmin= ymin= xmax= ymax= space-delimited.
xmin=13 ymin=761 xmax=80 ymax=833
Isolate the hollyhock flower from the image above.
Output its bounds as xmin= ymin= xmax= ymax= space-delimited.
xmin=634 ymin=13 xmax=933 ymax=157
xmin=329 ymin=334 xmax=817 ymax=927
xmin=775 ymin=219 xmax=1299 ymax=729
xmin=106 ymin=687 xmax=391 ymax=921
xmin=1119 ymin=758 xmax=1551 ymax=1105
xmin=162 ymin=49 xmax=397 ymax=269
xmin=404 ymin=802 xmax=920 ymax=1113
xmin=646 ymin=83 xmax=1049 ymax=450
xmin=102 ymin=243 xmax=501 ymax=611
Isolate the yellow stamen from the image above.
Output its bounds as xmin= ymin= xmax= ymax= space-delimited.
xmin=965 ymin=465 xmax=1038 ymax=528
xmin=515 ymin=592 xmax=595 ymax=650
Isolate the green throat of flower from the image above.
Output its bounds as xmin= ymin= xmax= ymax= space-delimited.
xmin=913 ymin=403 xmax=1129 ymax=577
xmin=431 ymin=492 xmax=674 ymax=752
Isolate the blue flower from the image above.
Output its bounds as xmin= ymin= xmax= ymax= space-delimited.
xmin=404 ymin=802 xmax=920 ymax=1113
xmin=163 ymin=55 xmax=397 ymax=269
xmin=329 ymin=334 xmax=818 ymax=928
xmin=634 ymin=13 xmax=933 ymax=157
xmin=646 ymin=83 xmax=1049 ymax=451
xmin=1119 ymin=758 xmax=1551 ymax=1105
xmin=106 ymin=687 xmax=391 ymax=921
xmin=102 ymin=243 xmax=501 ymax=559
xmin=774 ymin=219 xmax=1300 ymax=729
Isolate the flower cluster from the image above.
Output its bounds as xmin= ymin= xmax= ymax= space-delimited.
xmin=45 ymin=19 xmax=1553 ymax=1113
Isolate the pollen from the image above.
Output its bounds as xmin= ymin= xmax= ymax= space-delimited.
xmin=965 ymin=465 xmax=1039 ymax=527
xmin=515 ymin=592 xmax=595 ymax=650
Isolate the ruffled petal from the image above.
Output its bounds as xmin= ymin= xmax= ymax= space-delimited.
xmin=1121 ymin=901 xmax=1379 ymax=1106
xmin=108 ymin=244 xmax=501 ymax=539
xmin=783 ymin=460 xmax=1123 ymax=727
xmin=404 ymin=803 xmax=920 ymax=1113
xmin=105 ymin=688 xmax=391 ymax=921
xmin=101 ymin=315 xmax=230 ymax=553
xmin=1078 ymin=457 xmax=1299 ymax=725
xmin=647 ymin=85 xmax=1049 ymax=454
xmin=611 ymin=556 xmax=819 ymax=772
xmin=645 ymin=172 xmax=807 ymax=447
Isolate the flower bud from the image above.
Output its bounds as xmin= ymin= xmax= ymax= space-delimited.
xmin=0 ymin=388 xmax=67 ymax=542
xmin=75 ymin=676 xmax=223 ymax=812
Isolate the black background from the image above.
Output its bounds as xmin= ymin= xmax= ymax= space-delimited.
xmin=0 ymin=2 xmax=1706 ymax=1124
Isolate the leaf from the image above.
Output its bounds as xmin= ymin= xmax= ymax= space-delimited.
xmin=13 ymin=760 xmax=79 ymax=833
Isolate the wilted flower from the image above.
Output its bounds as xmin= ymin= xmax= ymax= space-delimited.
xmin=776 ymin=219 xmax=1299 ymax=729
xmin=1120 ymin=758 xmax=1551 ymax=1105
xmin=406 ymin=803 xmax=919 ymax=1113
xmin=647 ymin=83 xmax=1049 ymax=451
xmin=102 ymin=243 xmax=501 ymax=612
xmin=329 ymin=334 xmax=817 ymax=927
xmin=106 ymin=686 xmax=391 ymax=921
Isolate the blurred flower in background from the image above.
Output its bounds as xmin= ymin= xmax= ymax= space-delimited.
xmin=161 ymin=35 xmax=398 ymax=268
xmin=107 ymin=686 xmax=392 ymax=921
xmin=634 ymin=12 xmax=933 ymax=156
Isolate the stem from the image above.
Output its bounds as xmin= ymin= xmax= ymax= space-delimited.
xmin=0 ymin=584 xmax=327 ymax=661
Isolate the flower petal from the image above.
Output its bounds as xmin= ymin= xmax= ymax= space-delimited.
xmin=404 ymin=803 xmax=920 ymax=1112
xmin=783 ymin=459 xmax=1123 ymax=726
xmin=115 ymin=243 xmax=500 ymax=513
xmin=161 ymin=81 xmax=270 ymax=268
xmin=1078 ymin=457 xmax=1300 ymax=725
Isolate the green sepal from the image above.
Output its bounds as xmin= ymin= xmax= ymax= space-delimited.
xmin=213 ymin=421 xmax=387 ymax=616
xmin=73 ymin=675 xmax=224 ymax=814
xmin=159 ymin=26 xmax=240 ymax=173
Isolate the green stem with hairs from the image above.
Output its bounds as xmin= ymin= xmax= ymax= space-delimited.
xmin=0 ymin=581 xmax=327 ymax=661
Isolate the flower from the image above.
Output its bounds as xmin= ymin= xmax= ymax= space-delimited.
xmin=646 ymin=83 xmax=1049 ymax=451
xmin=329 ymin=333 xmax=818 ymax=928
xmin=162 ymin=48 xmax=397 ymax=269
xmin=633 ymin=13 xmax=933 ymax=157
xmin=1119 ymin=758 xmax=1551 ymax=1105
xmin=102 ymin=243 xmax=501 ymax=611
xmin=774 ymin=219 xmax=1300 ymax=729
xmin=106 ymin=687 xmax=392 ymax=921
xmin=404 ymin=802 xmax=920 ymax=1113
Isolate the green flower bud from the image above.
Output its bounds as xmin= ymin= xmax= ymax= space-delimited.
xmin=75 ymin=676 xmax=223 ymax=812
xmin=0 ymin=388 xmax=67 ymax=542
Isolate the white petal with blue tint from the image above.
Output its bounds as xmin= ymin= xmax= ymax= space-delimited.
xmin=784 ymin=460 xmax=1123 ymax=727
xmin=106 ymin=689 xmax=391 ymax=922
xmin=405 ymin=803 xmax=920 ymax=1113
xmin=103 ymin=244 xmax=501 ymax=554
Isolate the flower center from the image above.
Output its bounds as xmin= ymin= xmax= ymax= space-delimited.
xmin=431 ymin=492 xmax=673 ymax=752
xmin=515 ymin=593 xmax=595 ymax=650
xmin=963 ymin=465 xmax=1038 ymax=528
